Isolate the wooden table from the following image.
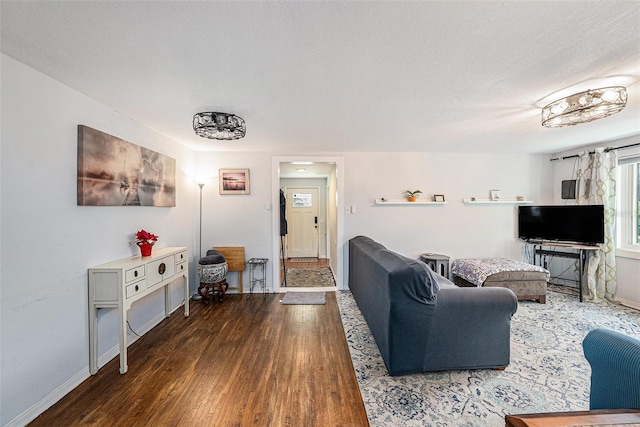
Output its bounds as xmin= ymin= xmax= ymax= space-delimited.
xmin=213 ymin=246 xmax=245 ymax=293
xmin=505 ymin=409 xmax=640 ymax=426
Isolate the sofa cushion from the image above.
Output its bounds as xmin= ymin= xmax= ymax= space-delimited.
xmin=199 ymin=250 xmax=226 ymax=265
xmin=382 ymin=250 xmax=440 ymax=303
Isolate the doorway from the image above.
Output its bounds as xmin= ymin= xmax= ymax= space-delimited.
xmin=271 ymin=156 xmax=344 ymax=292
xmin=285 ymin=187 xmax=320 ymax=259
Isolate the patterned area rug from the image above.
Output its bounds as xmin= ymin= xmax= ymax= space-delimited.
xmin=336 ymin=290 xmax=640 ymax=426
xmin=285 ymin=267 xmax=335 ymax=287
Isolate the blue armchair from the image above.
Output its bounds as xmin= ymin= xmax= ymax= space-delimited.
xmin=583 ymin=328 xmax=640 ymax=410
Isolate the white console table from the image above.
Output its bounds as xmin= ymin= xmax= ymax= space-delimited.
xmin=88 ymin=247 xmax=189 ymax=374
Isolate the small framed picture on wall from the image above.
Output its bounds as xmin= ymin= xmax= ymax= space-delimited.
xmin=219 ymin=169 xmax=250 ymax=195
xmin=433 ymin=194 xmax=445 ymax=202
xmin=490 ymin=190 xmax=501 ymax=201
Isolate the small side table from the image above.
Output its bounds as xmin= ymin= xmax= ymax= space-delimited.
xmin=419 ymin=253 xmax=450 ymax=278
xmin=247 ymin=258 xmax=269 ymax=299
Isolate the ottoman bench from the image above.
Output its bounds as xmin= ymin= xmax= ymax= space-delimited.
xmin=451 ymin=258 xmax=549 ymax=303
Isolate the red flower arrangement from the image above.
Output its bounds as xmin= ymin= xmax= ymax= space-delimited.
xmin=132 ymin=229 xmax=158 ymax=246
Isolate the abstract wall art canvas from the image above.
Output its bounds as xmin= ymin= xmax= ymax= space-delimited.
xmin=77 ymin=125 xmax=176 ymax=206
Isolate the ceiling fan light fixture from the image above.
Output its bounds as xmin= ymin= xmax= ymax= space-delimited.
xmin=193 ymin=112 xmax=246 ymax=140
xmin=541 ymin=86 xmax=627 ymax=128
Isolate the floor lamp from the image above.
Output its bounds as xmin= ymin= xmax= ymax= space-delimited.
xmin=191 ymin=182 xmax=205 ymax=301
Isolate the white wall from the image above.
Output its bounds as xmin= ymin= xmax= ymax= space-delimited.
xmin=194 ymin=152 xmax=280 ymax=293
xmin=1 ymin=55 xmax=197 ymax=426
xmin=551 ymin=137 xmax=640 ymax=308
xmin=342 ymin=152 xmax=553 ymax=262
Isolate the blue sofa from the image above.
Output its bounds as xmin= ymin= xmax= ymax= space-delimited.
xmin=348 ymin=236 xmax=518 ymax=376
xmin=583 ymin=328 xmax=640 ymax=410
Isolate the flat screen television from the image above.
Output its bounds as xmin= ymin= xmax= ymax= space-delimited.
xmin=518 ymin=205 xmax=605 ymax=244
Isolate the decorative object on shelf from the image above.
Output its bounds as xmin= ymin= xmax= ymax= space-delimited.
xmin=433 ymin=194 xmax=445 ymax=202
xmin=463 ymin=198 xmax=533 ymax=204
xmin=490 ymin=190 xmax=501 ymax=201
xmin=219 ymin=169 xmax=250 ymax=195
xmin=516 ymin=195 xmax=524 ymax=201
xmin=193 ymin=112 xmax=246 ymax=140
xmin=541 ymin=86 xmax=627 ymax=128
xmin=403 ymin=190 xmax=422 ymax=202
xmin=77 ymin=125 xmax=176 ymax=207
xmin=132 ymin=229 xmax=158 ymax=257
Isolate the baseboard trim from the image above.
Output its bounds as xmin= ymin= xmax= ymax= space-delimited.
xmin=5 ymin=302 xmax=185 ymax=427
xmin=616 ymin=296 xmax=640 ymax=311
xmin=3 ymin=367 xmax=88 ymax=427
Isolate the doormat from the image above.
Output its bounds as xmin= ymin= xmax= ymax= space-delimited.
xmin=280 ymin=292 xmax=326 ymax=305
xmin=289 ymin=257 xmax=318 ymax=263
xmin=285 ymin=267 xmax=335 ymax=287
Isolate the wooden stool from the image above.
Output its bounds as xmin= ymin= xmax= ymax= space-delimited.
xmin=197 ymin=261 xmax=228 ymax=303
xmin=198 ymin=279 xmax=229 ymax=303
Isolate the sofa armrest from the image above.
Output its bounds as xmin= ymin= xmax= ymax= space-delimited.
xmin=583 ymin=328 xmax=640 ymax=410
xmin=420 ymin=286 xmax=518 ymax=371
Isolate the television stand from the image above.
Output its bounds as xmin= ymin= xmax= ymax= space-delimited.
xmin=531 ymin=242 xmax=600 ymax=302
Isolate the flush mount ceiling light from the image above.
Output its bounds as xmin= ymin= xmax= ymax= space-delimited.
xmin=193 ymin=112 xmax=246 ymax=140
xmin=541 ymin=86 xmax=627 ymax=128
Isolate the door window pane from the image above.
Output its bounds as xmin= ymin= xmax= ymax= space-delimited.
xmin=293 ymin=193 xmax=312 ymax=207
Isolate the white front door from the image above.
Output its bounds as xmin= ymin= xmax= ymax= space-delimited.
xmin=286 ymin=188 xmax=319 ymax=258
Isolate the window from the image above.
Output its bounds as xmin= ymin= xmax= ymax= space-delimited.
xmin=617 ymin=153 xmax=640 ymax=256
xmin=292 ymin=193 xmax=312 ymax=207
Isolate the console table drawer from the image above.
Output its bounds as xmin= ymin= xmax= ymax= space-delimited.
xmin=175 ymin=250 xmax=187 ymax=265
xmin=125 ymin=280 xmax=146 ymax=299
xmin=176 ymin=261 xmax=187 ymax=275
xmin=125 ymin=265 xmax=145 ymax=283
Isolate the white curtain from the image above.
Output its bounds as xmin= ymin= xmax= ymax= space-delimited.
xmin=575 ymin=147 xmax=617 ymax=302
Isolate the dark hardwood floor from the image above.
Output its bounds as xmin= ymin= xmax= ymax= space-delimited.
xmin=30 ymin=292 xmax=368 ymax=426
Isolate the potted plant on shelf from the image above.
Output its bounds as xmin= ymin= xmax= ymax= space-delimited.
xmin=132 ymin=229 xmax=158 ymax=256
xmin=403 ymin=190 xmax=422 ymax=202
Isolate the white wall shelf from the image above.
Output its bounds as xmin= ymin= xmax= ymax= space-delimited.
xmin=463 ymin=198 xmax=533 ymax=204
xmin=374 ymin=199 xmax=448 ymax=205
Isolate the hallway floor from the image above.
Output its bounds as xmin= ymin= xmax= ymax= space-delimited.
xmin=280 ymin=258 xmax=332 ymax=287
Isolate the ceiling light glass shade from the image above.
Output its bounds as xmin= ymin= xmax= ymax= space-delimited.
xmin=541 ymin=86 xmax=627 ymax=128
xmin=193 ymin=112 xmax=246 ymax=140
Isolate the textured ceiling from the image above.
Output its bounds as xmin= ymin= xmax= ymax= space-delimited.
xmin=1 ymin=1 xmax=639 ymax=154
